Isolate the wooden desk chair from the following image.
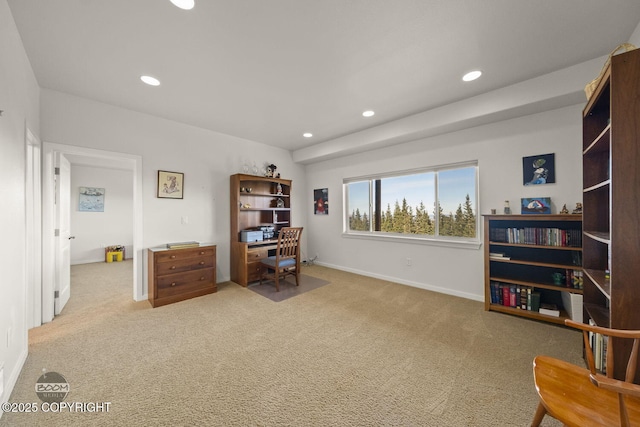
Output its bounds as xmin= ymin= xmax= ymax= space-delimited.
xmin=259 ymin=227 xmax=303 ymax=292
xmin=532 ymin=319 xmax=640 ymax=427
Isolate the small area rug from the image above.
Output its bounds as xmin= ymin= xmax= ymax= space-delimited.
xmin=247 ymin=274 xmax=330 ymax=302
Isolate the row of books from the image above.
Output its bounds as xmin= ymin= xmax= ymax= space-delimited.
xmin=564 ymin=269 xmax=584 ymax=289
xmin=489 ymin=282 xmax=564 ymax=317
xmin=489 ymin=227 xmax=582 ymax=247
xmin=589 ymin=319 xmax=608 ymax=374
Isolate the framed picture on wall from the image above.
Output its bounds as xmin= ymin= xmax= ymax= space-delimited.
xmin=523 ymin=153 xmax=555 ymax=185
xmin=314 ymin=188 xmax=328 ymax=214
xmin=79 ymin=187 xmax=105 ymax=212
xmin=157 ymin=170 xmax=184 ymax=199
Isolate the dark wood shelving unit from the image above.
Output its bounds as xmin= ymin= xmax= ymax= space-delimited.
xmin=230 ymin=173 xmax=293 ymax=287
xmin=582 ymin=48 xmax=640 ymax=381
xmin=484 ymin=214 xmax=583 ymax=325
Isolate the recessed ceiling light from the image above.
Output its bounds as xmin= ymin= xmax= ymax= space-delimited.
xmin=462 ymin=70 xmax=482 ymax=82
xmin=170 ymin=0 xmax=195 ymax=10
xmin=362 ymin=110 xmax=375 ymax=117
xmin=140 ymin=75 xmax=160 ymax=86
xmin=303 ymin=133 xmax=313 ymax=138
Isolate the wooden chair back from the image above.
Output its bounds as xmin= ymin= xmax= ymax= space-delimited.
xmin=275 ymin=227 xmax=302 ymax=263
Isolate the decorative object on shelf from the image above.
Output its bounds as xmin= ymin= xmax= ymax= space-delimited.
xmin=584 ymin=43 xmax=636 ymax=100
xmin=157 ymin=170 xmax=184 ymax=199
xmin=252 ymin=162 xmax=259 ymax=175
xmin=242 ymin=162 xmax=249 ymax=174
xmin=551 ymin=272 xmax=565 ymax=285
xmin=572 ymin=203 xmax=582 ymax=214
xmin=314 ymin=188 xmax=329 ymax=215
xmin=490 ymin=209 xmax=497 ymax=214
xmin=276 ymin=198 xmax=284 ymax=208
xmin=276 ymin=183 xmax=283 ymax=195
xmin=503 ymin=200 xmax=511 ymax=214
xmin=521 ymin=197 xmax=551 ymax=214
xmin=79 ymin=186 xmax=105 ymax=212
xmin=523 ymin=153 xmax=555 ymax=185
xmin=240 ymin=187 xmax=252 ymax=193
xmin=265 ymin=163 xmax=277 ymax=178
xmin=560 ymin=204 xmax=569 ymax=214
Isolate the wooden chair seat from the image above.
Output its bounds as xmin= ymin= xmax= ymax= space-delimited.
xmin=533 ymin=355 xmax=640 ymax=426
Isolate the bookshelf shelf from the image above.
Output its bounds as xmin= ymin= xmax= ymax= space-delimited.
xmin=488 ymin=304 xmax=570 ymax=325
xmin=484 ymin=214 xmax=583 ymax=325
xmin=582 ymin=48 xmax=640 ymax=381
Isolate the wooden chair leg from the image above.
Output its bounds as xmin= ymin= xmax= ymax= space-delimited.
xmin=531 ymin=401 xmax=547 ymax=427
xmin=294 ymin=268 xmax=300 ymax=286
xmin=274 ymin=269 xmax=280 ymax=292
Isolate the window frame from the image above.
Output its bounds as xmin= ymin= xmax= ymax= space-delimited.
xmin=342 ymin=161 xmax=480 ymax=249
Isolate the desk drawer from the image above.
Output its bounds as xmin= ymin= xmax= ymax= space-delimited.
xmin=156 ymin=247 xmax=216 ymax=263
xmin=157 ymin=268 xmax=215 ymax=299
xmin=247 ymin=261 xmax=264 ymax=283
xmin=247 ymin=249 xmax=268 ymax=262
xmin=155 ymin=256 xmax=214 ymax=275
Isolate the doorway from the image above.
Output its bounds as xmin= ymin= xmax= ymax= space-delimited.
xmin=41 ymin=142 xmax=144 ymax=324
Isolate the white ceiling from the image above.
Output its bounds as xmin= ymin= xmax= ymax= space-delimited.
xmin=8 ymin=1 xmax=640 ymax=152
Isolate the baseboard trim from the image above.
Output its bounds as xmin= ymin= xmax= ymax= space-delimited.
xmin=314 ymin=261 xmax=484 ymax=302
xmin=0 ymin=346 xmax=28 ymax=417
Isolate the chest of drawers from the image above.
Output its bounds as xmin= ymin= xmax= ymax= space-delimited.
xmin=148 ymin=244 xmax=216 ymax=307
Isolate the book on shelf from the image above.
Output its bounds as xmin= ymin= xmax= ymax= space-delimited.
xmin=530 ymin=292 xmax=541 ymax=312
xmin=166 ymin=241 xmax=200 ymax=249
xmin=539 ymin=303 xmax=560 ymax=317
xmin=489 ymin=252 xmax=511 ymax=260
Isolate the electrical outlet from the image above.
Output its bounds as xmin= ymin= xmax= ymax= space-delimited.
xmin=181 ymin=216 xmax=189 ymax=225
xmin=406 ymin=257 xmax=412 ymax=266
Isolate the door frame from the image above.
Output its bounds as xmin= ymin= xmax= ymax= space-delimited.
xmin=42 ymin=142 xmax=144 ymax=322
xmin=25 ymin=128 xmax=42 ymax=328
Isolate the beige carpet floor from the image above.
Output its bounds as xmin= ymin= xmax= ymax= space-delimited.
xmin=0 ymin=260 xmax=578 ymax=426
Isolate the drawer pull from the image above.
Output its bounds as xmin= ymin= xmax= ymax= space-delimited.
xmin=200 ymin=276 xmax=205 ymax=281
xmin=200 ymin=251 xmax=205 ymax=255
xmin=199 ymin=261 xmax=205 ymax=265
xmin=170 ymin=266 xmax=176 ymax=270
xmin=170 ymin=255 xmax=176 ymax=259
xmin=171 ymin=282 xmax=177 ymax=287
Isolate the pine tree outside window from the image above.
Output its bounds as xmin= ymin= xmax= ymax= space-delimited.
xmin=344 ymin=163 xmax=478 ymax=244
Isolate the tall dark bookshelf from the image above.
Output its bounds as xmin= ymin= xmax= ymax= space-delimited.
xmin=582 ymin=48 xmax=640 ymax=381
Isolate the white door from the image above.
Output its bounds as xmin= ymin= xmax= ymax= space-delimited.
xmin=54 ymin=153 xmax=72 ymax=314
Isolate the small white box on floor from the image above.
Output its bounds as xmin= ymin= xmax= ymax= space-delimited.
xmin=561 ymin=292 xmax=583 ymax=323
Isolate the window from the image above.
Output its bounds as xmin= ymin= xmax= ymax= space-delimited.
xmin=344 ymin=162 xmax=478 ymax=244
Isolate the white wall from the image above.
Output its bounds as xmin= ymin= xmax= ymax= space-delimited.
xmin=304 ymin=104 xmax=583 ymax=301
xmin=630 ymin=19 xmax=640 ymax=46
xmin=70 ymin=165 xmax=134 ymax=265
xmin=0 ymin=0 xmax=40 ymax=409
xmin=40 ymin=89 xmax=308 ymax=283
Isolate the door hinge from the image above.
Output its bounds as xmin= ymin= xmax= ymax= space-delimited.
xmin=54 ymin=291 xmax=59 ymax=298
xmin=54 ymin=167 xmax=60 ymax=175
xmin=55 ymin=229 xmax=60 ymax=236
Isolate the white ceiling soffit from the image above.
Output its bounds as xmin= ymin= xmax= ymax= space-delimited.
xmin=7 ymin=0 xmax=640 ymax=162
